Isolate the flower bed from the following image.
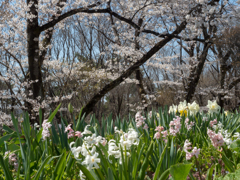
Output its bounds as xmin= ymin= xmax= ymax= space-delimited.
xmin=0 ymin=101 xmax=240 ymax=180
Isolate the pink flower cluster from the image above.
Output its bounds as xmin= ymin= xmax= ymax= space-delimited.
xmin=169 ymin=116 xmax=181 ymax=136
xmin=4 ymin=151 xmax=18 ymax=168
xmin=185 ymin=118 xmax=195 ymax=131
xmin=42 ymin=120 xmax=52 ymax=140
xmin=154 ymin=126 xmax=168 ymax=142
xmin=135 ymin=112 xmax=148 ymax=130
xmin=183 ymin=140 xmax=200 ymax=160
xmin=207 ymin=129 xmax=224 ymax=148
xmin=210 ymin=119 xmax=217 ymax=127
xmin=65 ymin=124 xmax=83 ymax=139
xmin=154 ymin=126 xmax=164 ymax=139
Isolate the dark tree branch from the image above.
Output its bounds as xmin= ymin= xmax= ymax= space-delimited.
xmin=81 ymin=21 xmax=187 ymax=116
xmin=229 ymin=78 xmax=240 ymax=90
xmin=40 ymin=2 xmax=206 ymax=43
xmin=39 ymin=2 xmax=102 ymax=32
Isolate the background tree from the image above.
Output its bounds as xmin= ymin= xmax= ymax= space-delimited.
xmin=0 ymin=0 xmax=239 ymax=124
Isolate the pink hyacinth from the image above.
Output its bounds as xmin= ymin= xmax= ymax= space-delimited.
xmin=185 ymin=118 xmax=195 ymax=131
xmin=207 ymin=129 xmax=224 ymax=148
xmin=75 ymin=131 xmax=83 ymax=138
xmin=191 ymin=147 xmax=200 ymax=158
xmin=4 ymin=151 xmax=18 ymax=169
xmin=155 ymin=125 xmax=164 ymax=132
xmin=161 ymin=130 xmax=168 ymax=143
xmin=65 ymin=124 xmax=75 ymax=139
xmin=184 ymin=139 xmax=201 ymax=160
xmin=154 ymin=132 xmax=161 ymax=139
xmin=135 ymin=112 xmax=147 ymax=128
xmin=143 ymin=124 xmax=149 ymax=130
xmin=101 ymin=138 xmax=107 ymax=146
xmin=65 ymin=124 xmax=73 ymax=132
xmin=186 ymin=152 xmax=193 ymax=160
xmin=154 ymin=125 xmax=164 ymax=139
xmin=169 ymin=116 xmax=181 ymax=136
xmin=42 ymin=120 xmax=52 ymax=140
xmin=210 ymin=119 xmax=217 ymax=127
xmin=183 ymin=139 xmax=192 ymax=152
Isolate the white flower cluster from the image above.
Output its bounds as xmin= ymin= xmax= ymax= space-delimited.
xmin=169 ymin=100 xmax=200 ymax=116
xmin=207 ymin=100 xmax=221 ymax=114
xmin=69 ymin=125 xmax=107 ymax=177
xmin=69 ymin=125 xmax=138 ymax=178
xmin=169 ymin=100 xmax=222 ymax=116
xmin=42 ymin=120 xmax=52 ymax=140
xmin=211 ymin=121 xmax=240 ymax=149
xmin=108 ymin=127 xmax=139 ymax=164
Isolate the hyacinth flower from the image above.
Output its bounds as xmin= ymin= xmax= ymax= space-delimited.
xmin=42 ymin=119 xmax=52 ymax=140
xmin=210 ymin=119 xmax=218 ymax=127
xmin=185 ymin=118 xmax=195 ymax=131
xmin=65 ymin=124 xmax=74 ymax=139
xmin=82 ymin=153 xmax=101 ymax=170
xmin=169 ymin=116 xmax=182 ymax=136
xmin=154 ymin=125 xmax=164 ymax=139
xmin=183 ymin=139 xmax=200 ymax=160
xmin=207 ymin=129 xmax=224 ymax=148
xmin=135 ymin=111 xmax=148 ymax=130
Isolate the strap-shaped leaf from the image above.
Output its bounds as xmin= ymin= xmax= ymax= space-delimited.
xmin=0 ymin=154 xmax=13 ymax=180
xmin=153 ymin=144 xmax=167 ymax=180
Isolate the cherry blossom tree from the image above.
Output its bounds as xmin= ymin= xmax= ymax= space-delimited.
xmin=0 ymin=0 xmax=239 ymax=123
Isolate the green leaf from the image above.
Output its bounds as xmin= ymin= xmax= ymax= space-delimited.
xmin=65 ymin=156 xmax=75 ymax=176
xmin=169 ymin=163 xmax=192 ymax=180
xmin=0 ymin=154 xmax=13 ymax=180
xmin=153 ymin=144 xmax=167 ymax=180
xmin=49 ymin=104 xmax=61 ymax=122
xmin=33 ymin=156 xmax=52 ymax=180
xmin=11 ymin=113 xmax=30 ymax=180
xmin=230 ymin=139 xmax=240 ymax=151
xmin=206 ymin=164 xmax=215 ymax=180
xmin=0 ymin=132 xmax=17 ymax=146
xmin=76 ymin=107 xmax=84 ymax=131
xmin=132 ymin=143 xmax=145 ymax=179
xmin=68 ymin=103 xmax=73 ymax=114
xmin=221 ymin=153 xmax=235 ymax=172
xmin=52 ymin=150 xmax=67 ymax=180
xmin=158 ymin=168 xmax=170 ymax=180
xmin=77 ymin=163 xmax=96 ymax=179
xmin=107 ymin=167 xmax=114 ymax=180
xmin=138 ymin=141 xmax=153 ymax=180
xmin=2 ymin=125 xmax=14 ymax=133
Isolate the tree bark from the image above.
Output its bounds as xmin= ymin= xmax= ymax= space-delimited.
xmin=218 ymin=50 xmax=231 ymax=112
xmin=27 ymin=0 xmax=43 ymax=123
xmin=185 ymin=43 xmax=211 ymax=102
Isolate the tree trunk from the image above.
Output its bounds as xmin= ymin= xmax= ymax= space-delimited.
xmin=185 ymin=43 xmax=211 ymax=102
xmin=218 ymin=50 xmax=231 ymax=112
xmin=27 ymin=0 xmax=44 ymax=123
